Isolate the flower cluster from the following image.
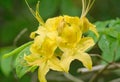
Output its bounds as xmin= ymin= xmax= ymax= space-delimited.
xmin=24 ymin=0 xmax=98 ymax=82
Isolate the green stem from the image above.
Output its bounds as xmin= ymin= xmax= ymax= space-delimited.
xmin=3 ymin=41 xmax=33 ymax=58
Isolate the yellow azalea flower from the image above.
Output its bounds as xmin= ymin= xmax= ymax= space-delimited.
xmin=24 ymin=0 xmax=99 ymax=82
xmin=24 ymin=34 xmax=64 ymax=82
xmin=60 ymin=37 xmax=94 ymax=72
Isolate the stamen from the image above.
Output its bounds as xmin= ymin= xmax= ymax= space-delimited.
xmin=25 ymin=0 xmax=36 ymax=17
xmin=35 ymin=1 xmax=44 ymax=25
xmin=81 ymin=0 xmax=95 ymax=17
xmin=25 ymin=0 xmax=44 ymax=25
xmin=81 ymin=0 xmax=87 ymax=17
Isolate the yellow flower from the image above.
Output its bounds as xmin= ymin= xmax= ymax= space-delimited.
xmin=47 ymin=16 xmax=95 ymax=72
xmin=24 ymin=0 xmax=99 ymax=82
xmin=24 ymin=32 xmax=64 ymax=82
xmin=60 ymin=37 xmax=94 ymax=72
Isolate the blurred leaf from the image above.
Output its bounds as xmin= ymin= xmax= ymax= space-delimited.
xmin=112 ymin=69 xmax=120 ymax=76
xmin=60 ymin=0 xmax=81 ymax=16
xmin=15 ymin=46 xmax=37 ymax=78
xmin=98 ymin=35 xmax=109 ymax=52
xmin=1 ymin=57 xmax=12 ymax=77
xmin=105 ymin=28 xmax=118 ymax=38
xmin=96 ymin=19 xmax=120 ymax=64
xmin=39 ymin=0 xmax=60 ymax=20
xmin=0 ymin=47 xmax=15 ymax=77
xmin=0 ymin=18 xmax=30 ymax=45
xmin=98 ymin=34 xmax=120 ymax=64
xmin=0 ymin=0 xmax=13 ymax=10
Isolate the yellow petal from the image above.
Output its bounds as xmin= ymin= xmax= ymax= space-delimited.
xmin=35 ymin=26 xmax=47 ymax=35
xmin=60 ymin=51 xmax=74 ymax=72
xmin=24 ymin=54 xmax=43 ymax=66
xmin=30 ymin=32 xmax=36 ymax=39
xmin=33 ymin=35 xmax=45 ymax=47
xmin=61 ymin=24 xmax=81 ymax=43
xmin=45 ymin=16 xmax=63 ymax=31
xmin=89 ymin=24 xmax=99 ymax=38
xmin=58 ymin=22 xmax=82 ymax=51
xmin=30 ymin=36 xmax=45 ymax=54
xmin=48 ymin=56 xmax=64 ymax=71
xmin=63 ymin=15 xmax=81 ymax=26
xmin=46 ymin=31 xmax=58 ymax=41
xmin=80 ymin=17 xmax=89 ymax=32
xmin=77 ymin=37 xmax=95 ymax=52
xmin=41 ymin=37 xmax=57 ymax=58
xmin=80 ymin=17 xmax=99 ymax=37
xmin=30 ymin=26 xmax=46 ymax=40
xmin=74 ymin=52 xmax=92 ymax=70
xmin=38 ymin=62 xmax=49 ymax=82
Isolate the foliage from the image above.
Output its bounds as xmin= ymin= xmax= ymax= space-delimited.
xmin=96 ymin=19 xmax=120 ymax=64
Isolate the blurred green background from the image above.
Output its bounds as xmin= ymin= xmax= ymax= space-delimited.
xmin=0 ymin=0 xmax=120 ymax=82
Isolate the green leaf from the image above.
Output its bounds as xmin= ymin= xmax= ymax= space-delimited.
xmin=3 ymin=41 xmax=33 ymax=58
xmin=1 ymin=57 xmax=12 ymax=77
xmin=98 ymin=34 xmax=120 ymax=64
xmin=0 ymin=47 xmax=15 ymax=77
xmin=115 ymin=41 xmax=120 ymax=61
xmin=104 ymin=28 xmax=118 ymax=39
xmin=98 ymin=35 xmax=106 ymax=54
xmin=15 ymin=46 xmax=37 ymax=78
xmin=0 ymin=0 xmax=13 ymax=10
xmin=98 ymin=35 xmax=111 ymax=64
xmin=95 ymin=18 xmax=120 ymax=64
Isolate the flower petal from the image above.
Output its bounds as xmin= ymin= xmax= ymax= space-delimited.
xmin=74 ymin=52 xmax=92 ymax=70
xmin=41 ymin=37 xmax=57 ymax=58
xmin=45 ymin=16 xmax=63 ymax=31
xmin=77 ymin=37 xmax=95 ymax=52
xmin=24 ymin=54 xmax=43 ymax=66
xmin=38 ymin=62 xmax=49 ymax=82
xmin=49 ymin=56 xmax=64 ymax=71
xmin=80 ymin=17 xmax=89 ymax=32
xmin=80 ymin=17 xmax=99 ymax=37
xmin=60 ymin=51 xmax=74 ymax=72
xmin=89 ymin=24 xmax=99 ymax=38
xmin=30 ymin=32 xmax=36 ymax=39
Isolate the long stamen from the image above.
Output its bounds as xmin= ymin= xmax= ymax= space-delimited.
xmin=25 ymin=0 xmax=36 ymax=17
xmin=81 ymin=0 xmax=95 ymax=17
xmin=25 ymin=0 xmax=44 ymax=25
xmin=35 ymin=1 xmax=44 ymax=25
xmin=84 ymin=0 xmax=95 ymax=16
xmin=81 ymin=0 xmax=85 ymax=17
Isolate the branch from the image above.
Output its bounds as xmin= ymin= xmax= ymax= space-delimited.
xmin=13 ymin=28 xmax=28 ymax=46
xmin=109 ymin=78 xmax=120 ymax=82
xmin=89 ymin=63 xmax=110 ymax=82
xmin=90 ymin=54 xmax=110 ymax=64
xmin=77 ymin=63 xmax=120 ymax=74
